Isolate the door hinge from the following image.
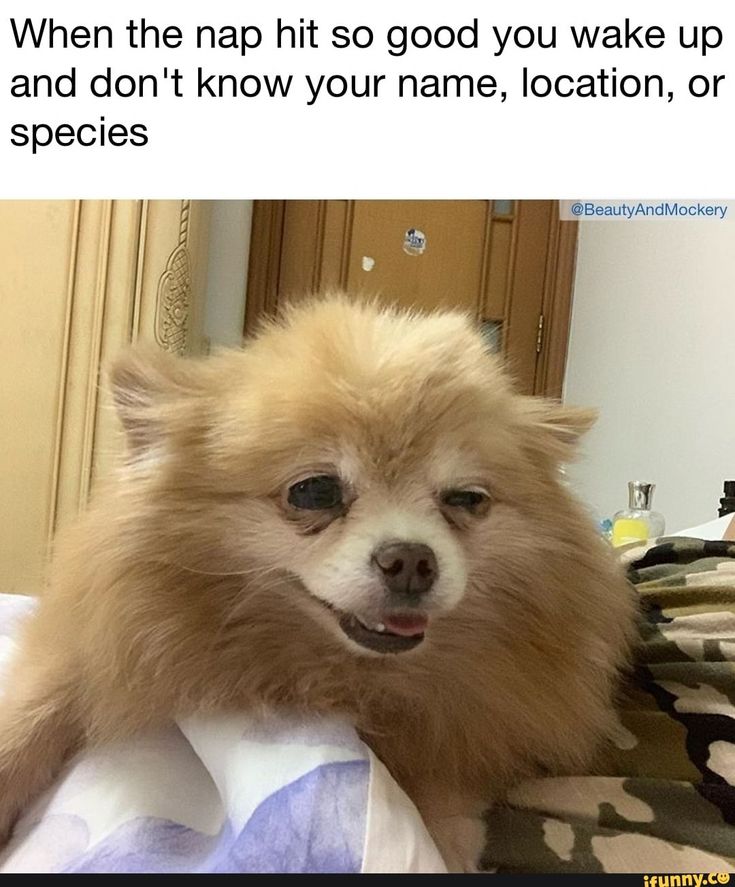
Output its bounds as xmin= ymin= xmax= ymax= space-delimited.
xmin=535 ymin=313 xmax=545 ymax=354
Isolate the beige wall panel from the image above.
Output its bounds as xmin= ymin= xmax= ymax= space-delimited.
xmin=1 ymin=199 xmax=211 ymax=595
xmin=52 ymin=200 xmax=115 ymax=531
xmin=90 ymin=201 xmax=145 ymax=488
xmin=135 ymin=200 xmax=210 ymax=356
xmin=0 ymin=201 xmax=78 ymax=593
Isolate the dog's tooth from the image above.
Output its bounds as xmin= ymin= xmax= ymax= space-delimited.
xmin=376 ymin=623 xmax=385 ymax=633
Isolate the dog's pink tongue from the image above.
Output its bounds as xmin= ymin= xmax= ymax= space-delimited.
xmin=383 ymin=614 xmax=428 ymax=637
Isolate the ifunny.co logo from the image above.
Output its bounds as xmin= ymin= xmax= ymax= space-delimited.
xmin=643 ymin=875 xmax=731 ymax=887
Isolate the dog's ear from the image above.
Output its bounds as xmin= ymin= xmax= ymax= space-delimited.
xmin=109 ymin=348 xmax=201 ymax=453
xmin=517 ymin=397 xmax=597 ymax=464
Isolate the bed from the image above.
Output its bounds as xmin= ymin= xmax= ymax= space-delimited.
xmin=483 ymin=535 xmax=735 ymax=873
xmin=1 ymin=535 xmax=734 ymax=873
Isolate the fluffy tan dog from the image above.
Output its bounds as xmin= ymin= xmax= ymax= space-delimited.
xmin=0 ymin=298 xmax=634 ymax=870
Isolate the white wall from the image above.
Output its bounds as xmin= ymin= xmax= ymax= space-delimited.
xmin=203 ymin=201 xmax=253 ymax=349
xmin=563 ymin=219 xmax=735 ymax=533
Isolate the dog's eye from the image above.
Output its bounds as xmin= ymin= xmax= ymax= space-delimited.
xmin=288 ymin=475 xmax=343 ymax=510
xmin=441 ymin=489 xmax=489 ymax=512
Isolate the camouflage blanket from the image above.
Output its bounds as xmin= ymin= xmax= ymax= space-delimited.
xmin=481 ymin=538 xmax=735 ymax=874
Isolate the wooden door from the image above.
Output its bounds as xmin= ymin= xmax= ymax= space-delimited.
xmin=245 ymin=200 xmax=577 ymax=397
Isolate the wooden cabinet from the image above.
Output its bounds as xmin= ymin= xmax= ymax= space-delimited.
xmin=0 ymin=200 xmax=210 ymax=594
xmin=245 ymin=200 xmax=577 ymax=397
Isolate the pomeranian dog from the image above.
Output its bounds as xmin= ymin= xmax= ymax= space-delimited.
xmin=0 ymin=297 xmax=634 ymax=870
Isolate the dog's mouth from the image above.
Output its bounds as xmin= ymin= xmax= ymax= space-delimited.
xmin=304 ymin=585 xmax=429 ymax=653
xmin=336 ymin=611 xmax=428 ymax=654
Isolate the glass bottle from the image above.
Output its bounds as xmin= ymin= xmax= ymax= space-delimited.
xmin=612 ymin=481 xmax=665 ymax=547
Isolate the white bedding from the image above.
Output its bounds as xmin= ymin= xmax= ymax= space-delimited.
xmin=0 ymin=594 xmax=446 ymax=874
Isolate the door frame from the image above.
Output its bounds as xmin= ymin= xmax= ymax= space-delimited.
xmin=245 ymin=200 xmax=577 ymax=398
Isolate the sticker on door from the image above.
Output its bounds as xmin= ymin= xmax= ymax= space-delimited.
xmin=403 ymin=228 xmax=427 ymax=256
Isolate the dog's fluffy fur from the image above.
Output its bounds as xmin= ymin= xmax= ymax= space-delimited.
xmin=0 ymin=297 xmax=634 ymax=868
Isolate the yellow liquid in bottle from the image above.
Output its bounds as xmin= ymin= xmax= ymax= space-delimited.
xmin=612 ymin=518 xmax=649 ymax=547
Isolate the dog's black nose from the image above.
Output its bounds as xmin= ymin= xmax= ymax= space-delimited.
xmin=372 ymin=542 xmax=438 ymax=596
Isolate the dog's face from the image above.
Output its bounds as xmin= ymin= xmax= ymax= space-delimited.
xmin=269 ymin=443 xmax=483 ymax=655
xmin=111 ymin=299 xmax=594 ymax=657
